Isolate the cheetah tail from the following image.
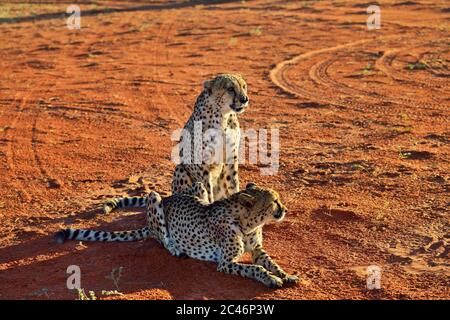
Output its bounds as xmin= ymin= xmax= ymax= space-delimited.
xmin=103 ymin=196 xmax=148 ymax=214
xmin=54 ymin=226 xmax=155 ymax=244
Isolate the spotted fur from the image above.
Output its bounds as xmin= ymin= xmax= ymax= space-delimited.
xmin=55 ymin=182 xmax=298 ymax=288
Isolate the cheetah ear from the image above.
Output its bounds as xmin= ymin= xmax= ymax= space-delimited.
xmin=203 ymin=80 xmax=213 ymax=94
xmin=238 ymin=193 xmax=257 ymax=209
xmin=246 ymin=182 xmax=257 ymax=190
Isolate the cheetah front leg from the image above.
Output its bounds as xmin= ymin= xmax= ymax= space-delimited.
xmin=214 ymin=162 xmax=239 ymax=201
xmin=218 ymin=260 xmax=283 ymax=288
xmin=217 ymin=239 xmax=283 ymax=288
xmin=146 ymin=191 xmax=182 ymax=257
xmin=222 ymin=118 xmax=240 ymax=197
xmin=252 ymin=247 xmax=299 ymax=285
xmin=172 ymin=164 xmax=194 ymax=195
xmin=222 ymin=163 xmax=239 ymax=198
xmin=201 ymin=168 xmax=214 ymax=203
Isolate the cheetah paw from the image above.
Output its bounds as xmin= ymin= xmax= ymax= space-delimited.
xmin=282 ymin=274 xmax=299 ymax=285
xmin=165 ymin=240 xmax=183 ymax=257
xmin=266 ymin=276 xmax=284 ymax=289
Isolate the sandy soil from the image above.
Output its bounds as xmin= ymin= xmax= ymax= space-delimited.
xmin=0 ymin=0 xmax=448 ymax=300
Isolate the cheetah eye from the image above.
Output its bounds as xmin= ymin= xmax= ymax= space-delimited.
xmin=227 ymin=87 xmax=235 ymax=93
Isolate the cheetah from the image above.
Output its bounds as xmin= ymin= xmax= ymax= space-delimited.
xmin=55 ymin=182 xmax=298 ymax=288
xmin=104 ymin=74 xmax=248 ymax=214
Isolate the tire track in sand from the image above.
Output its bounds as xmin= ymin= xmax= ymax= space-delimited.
xmin=153 ymin=10 xmax=187 ymax=128
xmin=4 ymin=81 xmax=37 ymax=203
xmin=374 ymin=48 xmax=449 ymax=91
xmin=31 ymin=104 xmax=64 ymax=191
xmin=309 ymin=52 xmax=447 ymax=120
xmin=269 ymin=37 xmax=449 ymax=122
xmin=3 ymin=69 xmax=58 ymax=204
xmin=269 ymin=38 xmax=372 ymax=108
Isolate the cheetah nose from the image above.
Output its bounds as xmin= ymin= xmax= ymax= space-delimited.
xmin=240 ymin=96 xmax=248 ymax=104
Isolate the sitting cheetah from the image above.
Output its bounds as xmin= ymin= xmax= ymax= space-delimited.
xmin=55 ymin=182 xmax=298 ymax=288
xmin=104 ymin=74 xmax=249 ymax=214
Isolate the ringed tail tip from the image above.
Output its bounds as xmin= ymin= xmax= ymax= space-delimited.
xmin=54 ymin=229 xmax=69 ymax=244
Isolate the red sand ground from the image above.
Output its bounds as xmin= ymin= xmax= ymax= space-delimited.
xmin=0 ymin=0 xmax=448 ymax=300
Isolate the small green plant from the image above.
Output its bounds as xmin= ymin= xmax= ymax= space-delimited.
xmin=229 ymin=37 xmax=238 ymax=45
xmin=398 ymin=112 xmax=410 ymax=121
xmin=361 ymin=63 xmax=374 ymax=75
xmin=102 ymin=290 xmax=124 ymax=296
xmin=351 ymin=163 xmax=365 ymax=171
xmin=399 ymin=151 xmax=413 ymax=159
xmin=77 ymin=288 xmax=97 ymax=300
xmin=76 ymin=289 xmax=124 ymax=300
xmin=407 ymin=60 xmax=428 ymax=71
xmin=30 ymin=288 xmax=49 ymax=298
xmin=106 ymin=266 xmax=123 ymax=291
xmin=88 ymin=52 xmax=102 ymax=58
xmin=249 ymin=26 xmax=262 ymax=36
xmin=398 ymin=150 xmax=431 ymax=160
xmin=392 ymin=126 xmax=413 ymax=134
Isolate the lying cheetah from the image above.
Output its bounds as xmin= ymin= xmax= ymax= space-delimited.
xmin=55 ymin=182 xmax=298 ymax=288
xmin=104 ymin=74 xmax=249 ymax=213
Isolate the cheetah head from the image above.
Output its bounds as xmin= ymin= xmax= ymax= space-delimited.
xmin=237 ymin=182 xmax=288 ymax=232
xmin=203 ymin=73 xmax=249 ymax=114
